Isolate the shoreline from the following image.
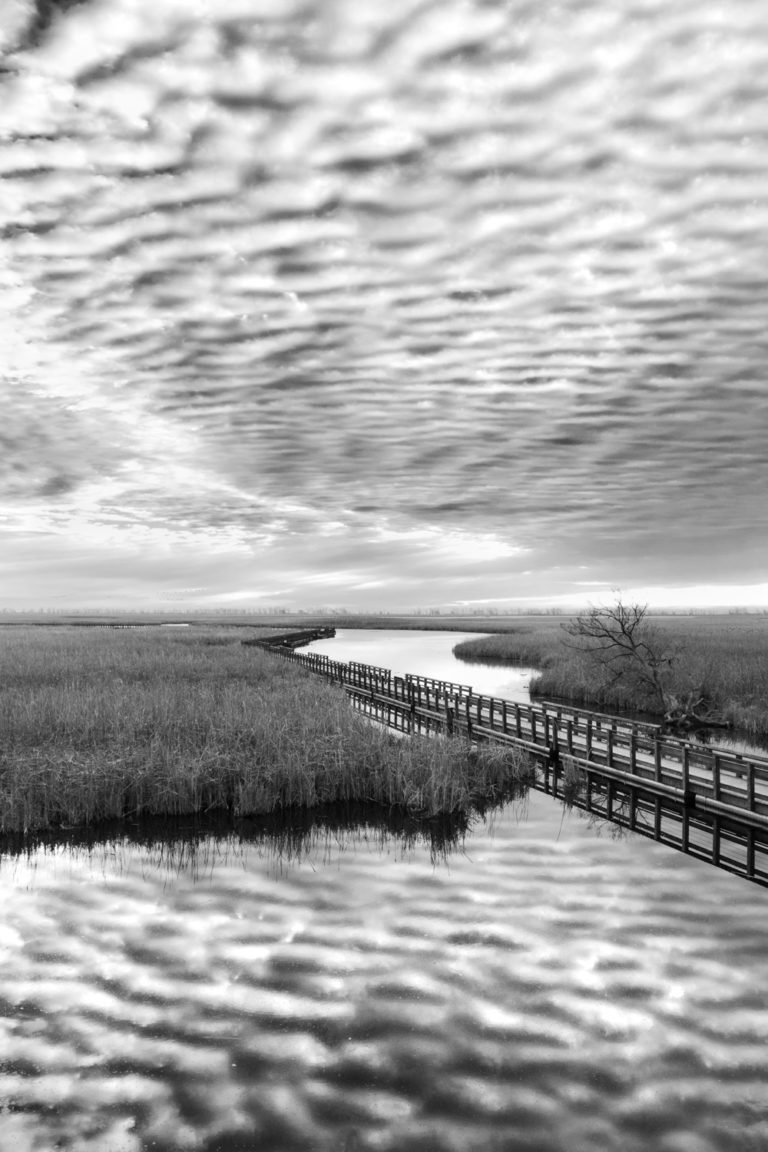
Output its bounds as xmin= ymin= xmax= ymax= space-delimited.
xmin=452 ymin=623 xmax=768 ymax=741
xmin=0 ymin=625 xmax=530 ymax=840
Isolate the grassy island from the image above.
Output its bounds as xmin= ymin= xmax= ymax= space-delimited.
xmin=0 ymin=626 xmax=530 ymax=837
xmin=453 ymin=614 xmax=768 ymax=736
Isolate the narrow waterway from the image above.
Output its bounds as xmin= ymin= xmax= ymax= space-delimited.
xmin=305 ymin=628 xmax=538 ymax=702
xmin=306 ymin=628 xmax=768 ymax=761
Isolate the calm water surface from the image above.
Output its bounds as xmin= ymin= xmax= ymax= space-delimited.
xmin=306 ymin=628 xmax=537 ymax=701
xmin=3 ymin=1 xmax=768 ymax=1139
xmin=2 ymin=796 xmax=767 ymax=1152
xmin=308 ymin=628 xmax=768 ymax=760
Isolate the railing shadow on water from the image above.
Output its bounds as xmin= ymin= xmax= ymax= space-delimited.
xmin=0 ymin=793 xmax=533 ymax=878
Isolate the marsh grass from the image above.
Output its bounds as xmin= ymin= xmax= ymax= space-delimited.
xmin=454 ymin=616 xmax=768 ymax=735
xmin=559 ymin=756 xmax=585 ymax=808
xmin=453 ymin=626 xmax=562 ymax=669
xmin=0 ymin=626 xmax=531 ymax=836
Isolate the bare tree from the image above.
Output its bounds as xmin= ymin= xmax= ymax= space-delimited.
xmin=562 ymin=599 xmax=729 ymax=729
xmin=562 ymin=599 xmax=680 ymax=720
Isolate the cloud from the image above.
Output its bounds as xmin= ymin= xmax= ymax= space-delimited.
xmin=1 ymin=0 xmax=768 ymax=607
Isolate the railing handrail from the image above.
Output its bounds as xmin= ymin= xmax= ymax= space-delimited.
xmin=252 ymin=636 xmax=768 ymax=887
xmin=254 ymin=641 xmax=768 ymax=774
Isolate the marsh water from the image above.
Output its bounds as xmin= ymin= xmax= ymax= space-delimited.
xmin=307 ymin=627 xmax=768 ymax=760
xmin=306 ymin=628 xmax=538 ymax=701
xmin=3 ymin=796 xmax=768 ymax=1152
xmin=3 ymin=628 xmax=768 ymax=1150
xmin=4 ymin=0 xmax=768 ymax=1135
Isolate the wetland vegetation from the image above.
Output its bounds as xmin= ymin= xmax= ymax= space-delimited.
xmin=453 ymin=612 xmax=768 ymax=736
xmin=0 ymin=625 xmax=531 ymax=838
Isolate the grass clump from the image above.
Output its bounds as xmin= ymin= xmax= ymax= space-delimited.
xmin=453 ymin=626 xmax=562 ymax=670
xmin=0 ymin=626 xmax=530 ymax=836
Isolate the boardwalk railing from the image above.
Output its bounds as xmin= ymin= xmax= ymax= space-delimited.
xmin=250 ymin=638 xmax=768 ymax=888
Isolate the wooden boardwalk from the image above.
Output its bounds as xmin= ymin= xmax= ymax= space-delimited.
xmin=253 ymin=639 xmax=768 ymax=889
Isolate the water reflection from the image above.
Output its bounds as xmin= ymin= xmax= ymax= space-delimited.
xmin=306 ymin=628 xmax=538 ymax=702
xmin=310 ymin=628 xmax=768 ymax=761
xmin=1 ymin=801 xmax=489 ymax=877
xmin=2 ymin=792 xmax=768 ymax=1152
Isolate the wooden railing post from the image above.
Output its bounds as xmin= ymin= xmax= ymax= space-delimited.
xmin=550 ymin=721 xmax=560 ymax=798
xmin=263 ymin=646 xmax=768 ymax=887
xmin=653 ymin=736 xmax=663 ymax=840
xmin=681 ymin=745 xmax=691 ymax=854
xmin=747 ymin=762 xmax=756 ymax=877
xmin=712 ymin=751 xmax=721 ymax=866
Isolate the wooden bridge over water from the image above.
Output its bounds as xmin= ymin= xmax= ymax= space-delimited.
xmin=252 ymin=634 xmax=768 ymax=889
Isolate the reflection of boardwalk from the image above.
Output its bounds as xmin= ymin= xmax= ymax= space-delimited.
xmin=255 ymin=638 xmax=768 ymax=889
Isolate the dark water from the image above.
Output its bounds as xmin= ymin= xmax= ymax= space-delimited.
xmin=2 ymin=795 xmax=768 ymax=1152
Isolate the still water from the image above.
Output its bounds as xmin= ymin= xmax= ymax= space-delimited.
xmin=305 ymin=629 xmax=537 ymax=702
xmin=307 ymin=628 xmax=768 ymax=761
xmin=2 ymin=796 xmax=768 ymax=1152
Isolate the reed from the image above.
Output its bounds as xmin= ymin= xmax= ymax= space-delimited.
xmin=0 ymin=626 xmax=530 ymax=836
xmin=454 ymin=615 xmax=768 ymax=734
xmin=452 ymin=625 xmax=563 ymax=669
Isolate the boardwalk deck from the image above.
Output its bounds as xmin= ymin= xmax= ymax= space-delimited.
xmin=252 ymin=637 xmax=768 ymax=888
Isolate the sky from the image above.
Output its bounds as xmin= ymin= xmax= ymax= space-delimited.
xmin=1 ymin=0 xmax=768 ymax=612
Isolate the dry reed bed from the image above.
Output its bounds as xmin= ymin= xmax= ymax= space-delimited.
xmin=453 ymin=616 xmax=768 ymax=734
xmin=0 ymin=627 xmax=530 ymax=836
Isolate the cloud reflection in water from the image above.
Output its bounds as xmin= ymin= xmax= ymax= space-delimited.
xmin=1 ymin=793 xmax=768 ymax=1150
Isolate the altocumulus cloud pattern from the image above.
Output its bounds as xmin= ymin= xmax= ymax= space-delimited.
xmin=1 ymin=0 xmax=768 ymax=608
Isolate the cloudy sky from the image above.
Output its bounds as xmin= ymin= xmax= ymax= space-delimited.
xmin=2 ymin=0 xmax=768 ymax=612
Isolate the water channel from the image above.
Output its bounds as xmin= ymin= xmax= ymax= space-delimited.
xmin=305 ymin=628 xmax=768 ymax=760
xmin=305 ymin=628 xmax=538 ymax=702
xmin=2 ymin=631 xmax=768 ymax=1151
